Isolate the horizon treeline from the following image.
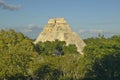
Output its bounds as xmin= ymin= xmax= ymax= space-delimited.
xmin=0 ymin=29 xmax=120 ymax=80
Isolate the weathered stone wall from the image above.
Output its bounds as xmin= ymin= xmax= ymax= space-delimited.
xmin=34 ymin=18 xmax=86 ymax=54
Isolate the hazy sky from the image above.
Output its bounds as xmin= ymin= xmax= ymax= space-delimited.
xmin=0 ymin=0 xmax=120 ymax=39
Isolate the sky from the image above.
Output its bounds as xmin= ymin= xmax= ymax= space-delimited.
xmin=0 ymin=0 xmax=120 ymax=39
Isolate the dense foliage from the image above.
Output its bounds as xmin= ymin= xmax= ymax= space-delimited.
xmin=0 ymin=29 xmax=120 ymax=80
xmin=83 ymin=35 xmax=120 ymax=80
xmin=0 ymin=29 xmax=38 ymax=80
xmin=35 ymin=40 xmax=78 ymax=55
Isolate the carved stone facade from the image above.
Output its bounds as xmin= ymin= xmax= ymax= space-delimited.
xmin=34 ymin=18 xmax=86 ymax=54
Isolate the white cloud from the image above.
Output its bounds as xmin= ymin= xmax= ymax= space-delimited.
xmin=14 ymin=24 xmax=43 ymax=39
xmin=0 ymin=0 xmax=21 ymax=11
xmin=78 ymin=29 xmax=105 ymax=39
xmin=25 ymin=24 xmax=42 ymax=33
xmin=89 ymin=29 xmax=104 ymax=33
xmin=78 ymin=28 xmax=120 ymax=39
xmin=79 ymin=29 xmax=104 ymax=34
xmin=23 ymin=24 xmax=37 ymax=33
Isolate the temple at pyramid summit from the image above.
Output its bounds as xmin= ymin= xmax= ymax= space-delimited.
xmin=34 ymin=18 xmax=86 ymax=54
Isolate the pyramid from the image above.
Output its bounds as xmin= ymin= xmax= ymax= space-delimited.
xmin=34 ymin=18 xmax=86 ymax=54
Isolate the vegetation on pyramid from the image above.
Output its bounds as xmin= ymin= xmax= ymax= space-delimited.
xmin=35 ymin=40 xmax=78 ymax=56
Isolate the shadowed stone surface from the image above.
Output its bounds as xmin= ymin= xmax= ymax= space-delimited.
xmin=34 ymin=18 xmax=86 ymax=54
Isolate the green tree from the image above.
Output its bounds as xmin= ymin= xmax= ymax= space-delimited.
xmin=35 ymin=39 xmax=78 ymax=55
xmin=83 ymin=35 xmax=120 ymax=80
xmin=0 ymin=29 xmax=38 ymax=80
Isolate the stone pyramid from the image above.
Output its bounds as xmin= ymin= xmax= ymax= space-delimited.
xmin=34 ymin=18 xmax=86 ymax=54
